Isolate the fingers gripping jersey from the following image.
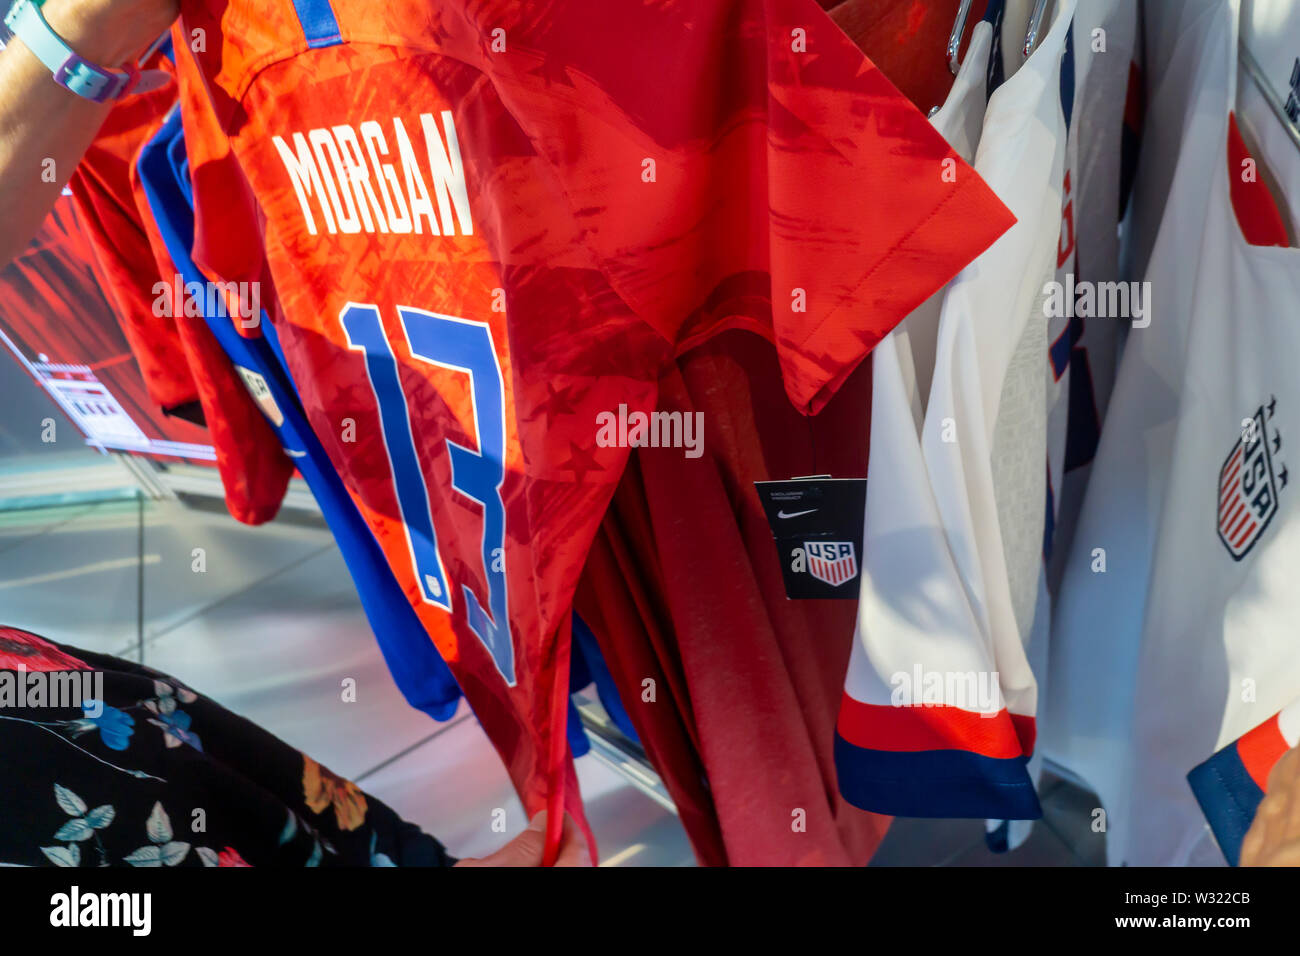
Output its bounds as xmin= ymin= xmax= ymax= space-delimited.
xmin=173 ymin=0 xmax=1014 ymax=861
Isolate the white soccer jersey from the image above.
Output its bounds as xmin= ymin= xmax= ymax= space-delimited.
xmin=1046 ymin=0 xmax=1300 ymax=866
xmin=835 ymin=0 xmax=1073 ymax=821
xmin=1235 ymin=0 xmax=1300 ymax=231
xmin=983 ymin=0 xmax=1140 ymax=852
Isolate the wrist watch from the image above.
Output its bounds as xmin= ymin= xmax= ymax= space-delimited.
xmin=4 ymin=0 xmax=144 ymax=102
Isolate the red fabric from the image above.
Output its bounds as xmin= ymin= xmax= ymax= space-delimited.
xmin=64 ymin=57 xmax=292 ymax=525
xmin=656 ymin=333 xmax=889 ymax=865
xmin=1227 ymin=112 xmax=1291 ymax=249
xmin=1238 ymin=716 xmax=1290 ymax=793
xmin=126 ymin=122 xmax=294 ymax=525
xmin=582 ymin=331 xmax=891 ymax=865
xmin=174 ymin=0 xmax=1012 ymax=863
xmin=0 ymin=198 xmax=208 ymax=454
xmin=575 ymin=470 xmax=727 ymax=866
xmin=837 ymin=696 xmax=1036 ymax=759
xmin=66 ymin=61 xmax=196 ymax=413
xmin=0 ymin=626 xmax=92 ymax=672
xmin=825 ymin=0 xmax=989 ymax=115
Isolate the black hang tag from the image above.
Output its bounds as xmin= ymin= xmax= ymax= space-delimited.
xmin=753 ymin=477 xmax=866 ymax=599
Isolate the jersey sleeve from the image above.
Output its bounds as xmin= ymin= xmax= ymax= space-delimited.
xmin=171 ymin=32 xmax=272 ymax=318
xmin=472 ymin=0 xmax=1016 ymax=414
xmin=759 ymin=0 xmax=1016 ymax=412
xmin=1188 ymin=700 xmax=1300 ymax=866
xmin=836 ymin=325 xmax=1042 ymax=821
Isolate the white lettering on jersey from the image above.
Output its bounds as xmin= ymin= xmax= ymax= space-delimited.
xmin=272 ymin=132 xmax=336 ymax=235
xmin=272 ymin=111 xmax=473 ymax=238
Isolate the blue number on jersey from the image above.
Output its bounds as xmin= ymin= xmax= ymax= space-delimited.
xmin=341 ymin=303 xmax=515 ymax=686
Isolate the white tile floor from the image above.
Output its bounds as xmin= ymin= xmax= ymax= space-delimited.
xmin=0 ymin=496 xmax=696 ymax=866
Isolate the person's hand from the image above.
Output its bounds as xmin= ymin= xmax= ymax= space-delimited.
xmin=454 ymin=812 xmax=593 ymax=867
xmin=40 ymin=0 xmax=180 ymax=67
xmin=1240 ymin=745 xmax=1300 ymax=866
xmin=0 ymin=0 xmax=180 ymax=269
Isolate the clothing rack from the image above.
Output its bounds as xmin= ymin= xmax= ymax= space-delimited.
xmin=1238 ymin=38 xmax=1300 ymax=154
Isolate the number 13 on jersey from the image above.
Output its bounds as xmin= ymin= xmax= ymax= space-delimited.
xmin=341 ymin=302 xmax=515 ymax=685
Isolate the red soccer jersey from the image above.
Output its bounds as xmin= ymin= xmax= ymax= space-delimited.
xmin=67 ymin=61 xmax=196 ymax=414
xmin=127 ymin=124 xmax=295 ymax=524
xmin=172 ymin=0 xmax=1014 ymax=862
xmin=579 ymin=331 xmax=886 ymax=866
xmin=578 ymin=6 xmax=1001 ymax=865
xmin=65 ymin=58 xmax=293 ymax=523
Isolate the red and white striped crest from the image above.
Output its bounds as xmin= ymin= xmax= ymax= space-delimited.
xmin=1218 ymin=407 xmax=1280 ymax=561
xmin=805 ymin=540 xmax=858 ymax=587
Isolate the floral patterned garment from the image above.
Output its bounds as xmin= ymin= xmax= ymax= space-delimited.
xmin=0 ymin=626 xmax=454 ymax=867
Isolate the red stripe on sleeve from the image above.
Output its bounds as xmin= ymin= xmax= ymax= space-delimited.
xmin=1237 ymin=714 xmax=1290 ymax=792
xmin=838 ymin=693 xmax=1030 ymax=760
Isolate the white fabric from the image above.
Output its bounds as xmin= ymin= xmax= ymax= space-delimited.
xmin=1046 ymin=0 xmax=1138 ymax=583
xmin=1047 ymin=0 xmax=1300 ymax=865
xmin=1238 ymin=0 xmax=1300 ymax=233
xmin=844 ymin=20 xmax=995 ymax=715
xmin=992 ymin=0 xmax=1138 ymax=851
xmin=847 ymin=0 xmax=1072 ymax=736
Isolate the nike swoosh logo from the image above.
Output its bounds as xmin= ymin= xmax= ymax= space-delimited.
xmin=777 ymin=509 xmax=817 ymax=519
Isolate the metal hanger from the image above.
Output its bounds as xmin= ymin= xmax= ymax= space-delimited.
xmin=1021 ymin=0 xmax=1050 ymax=60
xmin=946 ymin=0 xmax=973 ymax=75
xmin=1238 ymin=30 xmax=1300 ymax=154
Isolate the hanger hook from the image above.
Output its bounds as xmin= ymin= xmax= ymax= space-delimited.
xmin=1022 ymin=0 xmax=1051 ymax=59
xmin=946 ymin=0 xmax=973 ymax=75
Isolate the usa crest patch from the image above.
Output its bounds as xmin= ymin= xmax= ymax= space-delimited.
xmin=805 ymin=540 xmax=857 ymax=587
xmin=1218 ymin=398 xmax=1288 ymax=560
